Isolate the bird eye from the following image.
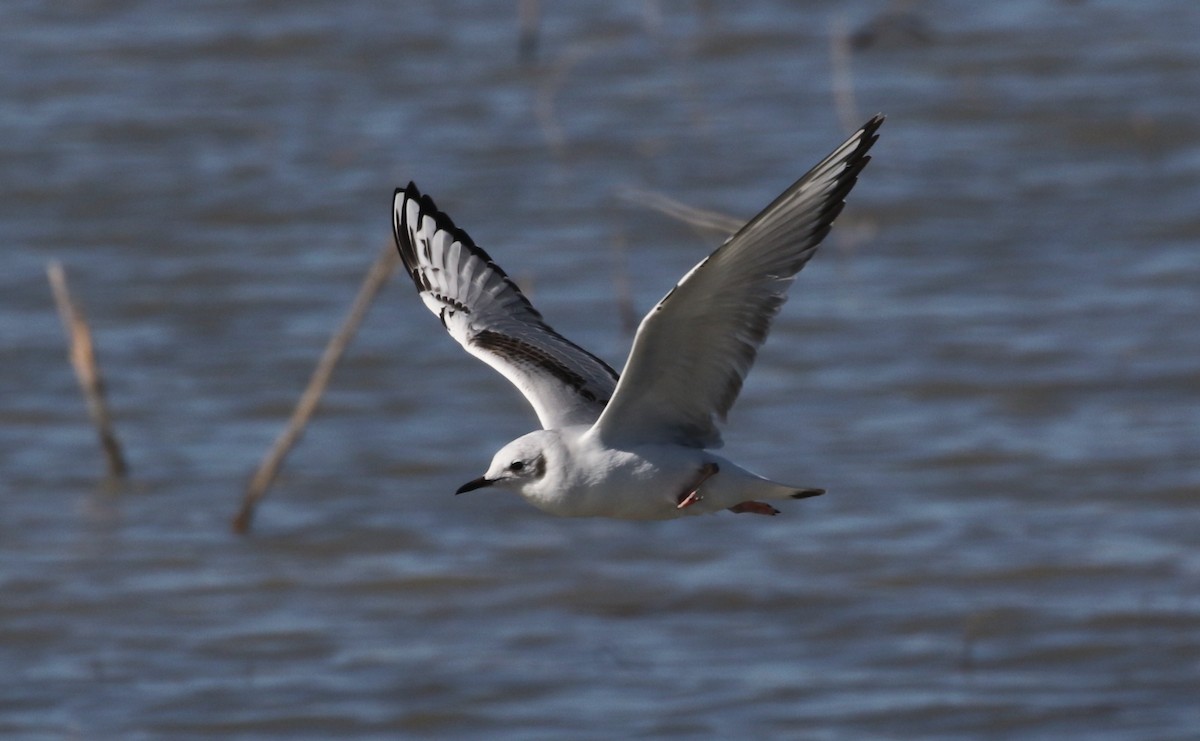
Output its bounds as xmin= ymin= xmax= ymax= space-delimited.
xmin=509 ymin=461 xmax=525 ymax=472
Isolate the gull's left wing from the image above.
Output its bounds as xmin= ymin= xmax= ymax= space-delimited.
xmin=393 ymin=183 xmax=619 ymax=429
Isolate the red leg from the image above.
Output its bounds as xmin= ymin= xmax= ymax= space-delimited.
xmin=676 ymin=463 xmax=719 ymax=510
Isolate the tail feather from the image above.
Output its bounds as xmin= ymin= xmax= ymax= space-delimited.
xmin=723 ymin=480 xmax=824 ymax=516
xmin=791 ymin=487 xmax=825 ymax=500
xmin=748 ymin=478 xmax=825 ymax=501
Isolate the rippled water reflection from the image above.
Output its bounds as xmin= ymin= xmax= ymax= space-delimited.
xmin=2 ymin=1 xmax=1198 ymax=738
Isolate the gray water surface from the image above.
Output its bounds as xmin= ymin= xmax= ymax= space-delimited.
xmin=2 ymin=1 xmax=1198 ymax=738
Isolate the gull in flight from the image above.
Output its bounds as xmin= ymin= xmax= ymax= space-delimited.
xmin=392 ymin=115 xmax=882 ymax=519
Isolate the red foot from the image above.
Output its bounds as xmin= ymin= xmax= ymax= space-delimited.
xmin=676 ymin=462 xmax=719 ymax=510
xmin=728 ymin=501 xmax=780 ymax=516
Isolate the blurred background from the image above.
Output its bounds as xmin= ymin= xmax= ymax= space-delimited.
xmin=2 ymin=1 xmax=1198 ymax=738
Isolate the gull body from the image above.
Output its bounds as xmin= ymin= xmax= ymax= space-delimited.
xmin=392 ymin=115 xmax=883 ymax=519
xmin=462 ymin=426 xmax=813 ymax=519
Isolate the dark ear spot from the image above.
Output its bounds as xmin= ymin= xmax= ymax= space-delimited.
xmin=534 ymin=454 xmax=546 ymax=479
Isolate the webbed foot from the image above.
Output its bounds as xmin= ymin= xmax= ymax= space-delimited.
xmin=728 ymin=501 xmax=780 ymax=516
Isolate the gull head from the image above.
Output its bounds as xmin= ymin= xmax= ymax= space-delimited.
xmin=455 ymin=430 xmax=562 ymax=497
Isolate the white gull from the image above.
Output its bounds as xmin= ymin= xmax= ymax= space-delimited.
xmin=392 ymin=114 xmax=882 ymax=519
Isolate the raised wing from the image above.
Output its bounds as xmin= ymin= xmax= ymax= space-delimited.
xmin=393 ymin=183 xmax=619 ymax=429
xmin=592 ymin=115 xmax=883 ymax=448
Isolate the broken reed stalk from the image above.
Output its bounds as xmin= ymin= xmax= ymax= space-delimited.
xmin=829 ymin=14 xmax=862 ymax=134
xmin=232 ymin=242 xmax=398 ymax=534
xmin=46 ymin=261 xmax=129 ymax=479
xmin=617 ymin=187 xmax=743 ymax=238
xmin=609 ymin=231 xmax=639 ymax=337
xmin=612 ymin=189 xmax=741 ymax=335
xmin=517 ymin=0 xmax=540 ymax=63
xmin=535 ymin=43 xmax=601 ymax=157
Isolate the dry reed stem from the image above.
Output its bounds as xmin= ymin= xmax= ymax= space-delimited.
xmin=232 ymin=242 xmax=398 ymax=534
xmin=609 ymin=231 xmax=639 ymax=336
xmin=830 ymin=14 xmax=862 ymax=134
xmin=46 ymin=261 xmax=129 ymax=479
xmin=517 ymin=0 xmax=540 ymax=63
xmin=617 ymin=187 xmax=742 ymax=239
xmin=534 ymin=43 xmax=602 ymax=157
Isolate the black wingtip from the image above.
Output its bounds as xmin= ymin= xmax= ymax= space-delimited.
xmin=848 ymin=114 xmax=885 ymax=166
xmin=862 ymin=113 xmax=885 ymax=139
xmin=390 ymin=181 xmax=574 ymax=338
xmin=392 ymin=181 xmax=515 ymax=284
xmin=392 ymin=181 xmax=481 ymax=297
xmin=392 ymin=182 xmax=428 ymax=293
xmin=393 ymin=182 xmax=422 ymax=215
xmin=812 ymin=113 xmax=884 ymax=226
xmin=848 ymin=113 xmax=885 ymax=170
xmin=854 ymin=114 xmax=885 ymax=165
xmin=790 ymin=488 xmax=826 ymax=500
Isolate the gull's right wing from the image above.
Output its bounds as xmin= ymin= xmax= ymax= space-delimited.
xmin=592 ymin=116 xmax=883 ymax=448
